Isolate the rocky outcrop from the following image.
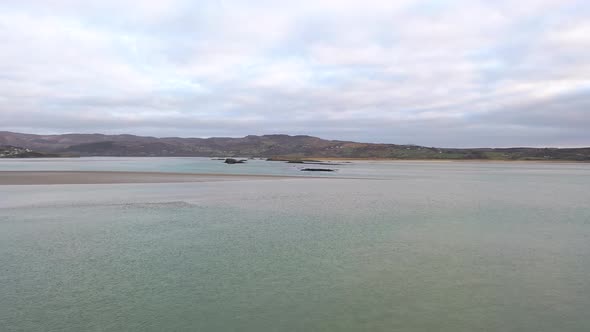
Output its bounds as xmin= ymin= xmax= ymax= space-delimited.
xmin=224 ymin=158 xmax=246 ymax=164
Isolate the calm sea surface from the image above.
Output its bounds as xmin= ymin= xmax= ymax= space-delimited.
xmin=1 ymin=158 xmax=590 ymax=331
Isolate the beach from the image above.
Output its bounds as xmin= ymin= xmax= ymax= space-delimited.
xmin=0 ymin=171 xmax=296 ymax=185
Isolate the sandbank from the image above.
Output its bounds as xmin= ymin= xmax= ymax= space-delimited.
xmin=0 ymin=171 xmax=297 ymax=185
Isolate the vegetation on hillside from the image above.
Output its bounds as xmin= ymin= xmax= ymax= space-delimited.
xmin=1 ymin=132 xmax=588 ymax=161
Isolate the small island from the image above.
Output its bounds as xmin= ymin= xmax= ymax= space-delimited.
xmin=224 ymin=158 xmax=247 ymax=164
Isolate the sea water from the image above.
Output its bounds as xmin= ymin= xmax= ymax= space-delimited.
xmin=1 ymin=159 xmax=589 ymax=331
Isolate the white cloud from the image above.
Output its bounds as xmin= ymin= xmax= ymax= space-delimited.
xmin=0 ymin=0 xmax=589 ymax=146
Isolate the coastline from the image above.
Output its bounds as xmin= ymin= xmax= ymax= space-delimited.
xmin=0 ymin=171 xmax=300 ymax=185
xmin=2 ymin=155 xmax=588 ymax=163
xmin=294 ymin=157 xmax=590 ymax=163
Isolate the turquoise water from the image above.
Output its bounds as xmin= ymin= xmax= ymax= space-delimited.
xmin=1 ymin=160 xmax=590 ymax=331
xmin=0 ymin=157 xmax=341 ymax=177
xmin=1 ymin=156 xmax=589 ymax=179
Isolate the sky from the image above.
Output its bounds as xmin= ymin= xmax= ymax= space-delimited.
xmin=0 ymin=0 xmax=589 ymax=147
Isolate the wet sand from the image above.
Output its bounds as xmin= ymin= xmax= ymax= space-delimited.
xmin=0 ymin=171 xmax=295 ymax=185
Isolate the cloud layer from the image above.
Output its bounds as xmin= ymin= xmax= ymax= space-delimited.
xmin=1 ymin=0 xmax=589 ymax=146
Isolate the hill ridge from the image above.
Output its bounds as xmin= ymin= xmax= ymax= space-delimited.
xmin=0 ymin=131 xmax=589 ymax=161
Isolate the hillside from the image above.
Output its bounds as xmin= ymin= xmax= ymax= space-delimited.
xmin=0 ymin=145 xmax=62 ymax=158
xmin=0 ymin=131 xmax=589 ymax=161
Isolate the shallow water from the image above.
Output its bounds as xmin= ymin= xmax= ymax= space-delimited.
xmin=0 ymin=157 xmax=338 ymax=177
xmin=1 ymin=160 xmax=590 ymax=331
xmin=1 ymin=156 xmax=589 ymax=179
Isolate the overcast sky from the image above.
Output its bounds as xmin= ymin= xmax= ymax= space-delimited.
xmin=1 ymin=0 xmax=589 ymax=147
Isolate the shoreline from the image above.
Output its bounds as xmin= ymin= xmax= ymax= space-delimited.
xmin=0 ymin=171 xmax=302 ymax=185
xmin=3 ymin=156 xmax=588 ymax=163
xmin=268 ymin=157 xmax=590 ymax=163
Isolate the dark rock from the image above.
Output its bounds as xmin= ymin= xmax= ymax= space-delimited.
xmin=224 ymin=158 xmax=246 ymax=164
xmin=300 ymin=168 xmax=335 ymax=172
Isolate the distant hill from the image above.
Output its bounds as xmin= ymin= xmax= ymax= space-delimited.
xmin=0 ymin=131 xmax=589 ymax=161
xmin=0 ymin=145 xmax=62 ymax=158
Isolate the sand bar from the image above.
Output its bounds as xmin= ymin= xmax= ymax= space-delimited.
xmin=0 ymin=171 xmax=298 ymax=185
